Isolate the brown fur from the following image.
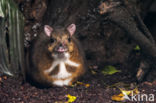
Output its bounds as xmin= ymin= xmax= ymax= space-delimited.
xmin=26 ymin=26 xmax=86 ymax=87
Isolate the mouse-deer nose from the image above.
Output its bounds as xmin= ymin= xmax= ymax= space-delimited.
xmin=55 ymin=43 xmax=68 ymax=53
xmin=59 ymin=43 xmax=63 ymax=47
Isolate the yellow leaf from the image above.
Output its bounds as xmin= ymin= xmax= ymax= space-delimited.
xmin=77 ymin=81 xmax=83 ymax=85
xmin=119 ymin=87 xmax=139 ymax=96
xmin=112 ymin=87 xmax=140 ymax=101
xmin=129 ymin=87 xmax=139 ymax=96
xmin=134 ymin=88 xmax=139 ymax=94
xmin=118 ymin=93 xmax=124 ymax=97
xmin=76 ymin=81 xmax=90 ymax=88
xmin=66 ymin=94 xmax=77 ymax=103
xmin=85 ymin=84 xmax=90 ymax=88
xmin=71 ymin=83 xmax=77 ymax=87
xmin=111 ymin=94 xmax=124 ymax=101
xmin=119 ymin=88 xmax=132 ymax=96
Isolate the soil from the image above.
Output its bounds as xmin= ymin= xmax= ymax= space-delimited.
xmin=0 ymin=63 xmax=156 ymax=103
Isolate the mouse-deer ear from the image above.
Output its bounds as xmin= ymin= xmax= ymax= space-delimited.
xmin=67 ymin=24 xmax=76 ymax=36
xmin=44 ymin=25 xmax=53 ymax=37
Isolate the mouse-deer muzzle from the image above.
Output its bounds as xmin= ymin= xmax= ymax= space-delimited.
xmin=54 ymin=43 xmax=68 ymax=53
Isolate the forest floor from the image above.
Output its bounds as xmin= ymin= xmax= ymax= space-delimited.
xmin=0 ymin=64 xmax=156 ymax=103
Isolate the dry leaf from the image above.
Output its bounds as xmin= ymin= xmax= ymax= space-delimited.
xmin=77 ymin=81 xmax=83 ymax=85
xmin=66 ymin=94 xmax=77 ymax=103
xmin=111 ymin=93 xmax=125 ymax=101
xmin=76 ymin=81 xmax=90 ymax=88
xmin=85 ymin=84 xmax=90 ymax=88
xmin=112 ymin=87 xmax=139 ymax=102
xmin=91 ymin=70 xmax=97 ymax=75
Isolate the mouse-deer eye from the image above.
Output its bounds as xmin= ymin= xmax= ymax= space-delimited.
xmin=50 ymin=38 xmax=55 ymax=43
xmin=68 ymin=37 xmax=71 ymax=42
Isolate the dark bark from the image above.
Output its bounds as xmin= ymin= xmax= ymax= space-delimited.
xmin=135 ymin=13 xmax=155 ymax=44
xmin=99 ymin=0 xmax=156 ymax=82
xmin=99 ymin=1 xmax=156 ymax=60
xmin=43 ymin=0 xmax=89 ymax=27
xmin=141 ymin=0 xmax=155 ymax=17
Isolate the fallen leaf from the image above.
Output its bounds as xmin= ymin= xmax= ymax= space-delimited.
xmin=102 ymin=65 xmax=121 ymax=75
xmin=112 ymin=87 xmax=139 ymax=102
xmin=71 ymin=84 xmax=76 ymax=87
xmin=66 ymin=94 xmax=77 ymax=103
xmin=91 ymin=70 xmax=97 ymax=75
xmin=85 ymin=84 xmax=90 ymax=88
xmin=134 ymin=45 xmax=140 ymax=51
xmin=120 ymin=87 xmax=139 ymax=96
xmin=77 ymin=81 xmax=83 ymax=85
xmin=111 ymin=93 xmax=124 ymax=101
xmin=76 ymin=81 xmax=90 ymax=88
xmin=133 ymin=87 xmax=139 ymax=95
xmin=118 ymin=93 xmax=124 ymax=97
xmin=119 ymin=88 xmax=131 ymax=95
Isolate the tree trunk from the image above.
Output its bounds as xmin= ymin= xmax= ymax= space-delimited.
xmin=43 ymin=0 xmax=90 ymax=27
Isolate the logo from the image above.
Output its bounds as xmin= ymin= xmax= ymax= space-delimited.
xmin=123 ymin=91 xmax=155 ymax=102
